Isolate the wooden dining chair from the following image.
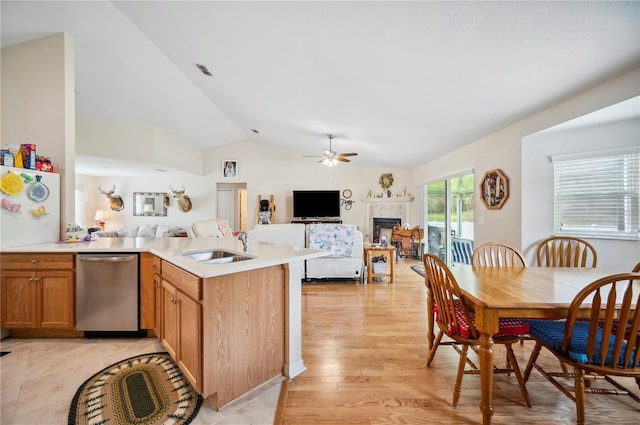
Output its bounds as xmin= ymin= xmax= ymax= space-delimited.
xmin=471 ymin=242 xmax=530 ymax=349
xmin=472 ymin=242 xmax=527 ymax=267
xmin=536 ymin=236 xmax=597 ymax=268
xmin=523 ymin=273 xmax=640 ymax=425
xmin=423 ymin=253 xmax=532 ymax=408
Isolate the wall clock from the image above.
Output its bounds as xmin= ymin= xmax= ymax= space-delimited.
xmin=480 ymin=169 xmax=508 ymax=210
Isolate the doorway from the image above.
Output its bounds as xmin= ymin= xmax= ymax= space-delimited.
xmin=423 ymin=172 xmax=474 ymax=265
xmin=216 ymin=183 xmax=248 ymax=232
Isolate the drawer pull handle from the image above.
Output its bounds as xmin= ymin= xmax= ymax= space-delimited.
xmin=171 ymin=298 xmax=178 ymax=304
xmin=31 ymin=259 xmax=39 ymax=264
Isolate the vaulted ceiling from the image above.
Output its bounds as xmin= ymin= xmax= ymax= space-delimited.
xmin=2 ymin=1 xmax=640 ymax=169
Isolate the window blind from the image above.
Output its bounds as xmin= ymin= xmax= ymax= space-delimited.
xmin=554 ymin=151 xmax=639 ymax=239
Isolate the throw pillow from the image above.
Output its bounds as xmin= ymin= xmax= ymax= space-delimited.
xmin=137 ymin=224 xmax=158 ymax=238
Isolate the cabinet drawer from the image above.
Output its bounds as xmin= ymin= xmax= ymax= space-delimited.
xmin=152 ymin=256 xmax=162 ymax=275
xmin=161 ymin=261 xmax=201 ymax=301
xmin=1 ymin=254 xmax=74 ymax=270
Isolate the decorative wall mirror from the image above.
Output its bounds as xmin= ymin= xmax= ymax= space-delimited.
xmin=480 ymin=169 xmax=508 ymax=210
xmin=133 ymin=192 xmax=168 ymax=216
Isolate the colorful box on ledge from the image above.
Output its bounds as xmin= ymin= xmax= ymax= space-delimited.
xmin=20 ymin=144 xmax=36 ymax=169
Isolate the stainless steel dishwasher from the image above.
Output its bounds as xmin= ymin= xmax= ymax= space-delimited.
xmin=76 ymin=253 xmax=140 ymax=335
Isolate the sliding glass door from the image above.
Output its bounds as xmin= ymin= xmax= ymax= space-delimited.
xmin=424 ymin=172 xmax=474 ymax=265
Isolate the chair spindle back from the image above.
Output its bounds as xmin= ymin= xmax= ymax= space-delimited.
xmin=536 ymin=236 xmax=597 ymax=268
xmin=423 ymin=253 xmax=477 ymax=340
xmin=563 ymin=273 xmax=640 ymax=371
xmin=472 ymin=242 xmax=527 ymax=267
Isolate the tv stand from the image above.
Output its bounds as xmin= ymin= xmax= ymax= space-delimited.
xmin=291 ymin=218 xmax=342 ymax=224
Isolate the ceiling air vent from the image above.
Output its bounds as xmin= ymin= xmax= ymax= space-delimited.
xmin=196 ymin=64 xmax=212 ymax=76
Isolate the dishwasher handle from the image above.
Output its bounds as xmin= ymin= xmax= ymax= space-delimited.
xmin=79 ymin=255 xmax=137 ymax=263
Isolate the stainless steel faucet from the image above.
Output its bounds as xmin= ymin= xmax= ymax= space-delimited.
xmin=238 ymin=231 xmax=248 ymax=251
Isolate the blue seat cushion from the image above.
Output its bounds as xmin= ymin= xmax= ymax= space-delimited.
xmin=527 ymin=319 xmax=638 ymax=366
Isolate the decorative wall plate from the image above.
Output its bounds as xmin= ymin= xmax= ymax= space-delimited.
xmin=480 ymin=169 xmax=508 ymax=209
xmin=28 ymin=176 xmax=49 ymax=202
xmin=0 ymin=171 xmax=24 ymax=196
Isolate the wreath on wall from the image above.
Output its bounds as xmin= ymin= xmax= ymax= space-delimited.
xmin=378 ymin=173 xmax=394 ymax=190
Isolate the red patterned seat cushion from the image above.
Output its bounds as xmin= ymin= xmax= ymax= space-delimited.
xmin=435 ymin=299 xmax=529 ymax=339
xmin=600 ymin=318 xmax=639 ymax=340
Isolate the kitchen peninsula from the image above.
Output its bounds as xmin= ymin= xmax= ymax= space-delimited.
xmin=1 ymin=236 xmax=327 ymax=409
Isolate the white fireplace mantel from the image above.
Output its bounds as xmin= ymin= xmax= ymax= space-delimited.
xmin=361 ymin=196 xmax=415 ymax=204
xmin=362 ymin=196 xmax=415 ymax=242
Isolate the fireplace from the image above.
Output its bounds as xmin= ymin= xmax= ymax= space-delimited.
xmin=363 ymin=196 xmax=413 ymax=243
xmin=372 ymin=217 xmax=401 ymax=243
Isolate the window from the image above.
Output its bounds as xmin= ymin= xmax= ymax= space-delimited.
xmin=553 ymin=149 xmax=639 ymax=239
xmin=423 ymin=171 xmax=474 ymax=264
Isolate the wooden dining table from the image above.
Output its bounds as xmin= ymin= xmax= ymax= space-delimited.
xmin=428 ymin=265 xmax=629 ymax=425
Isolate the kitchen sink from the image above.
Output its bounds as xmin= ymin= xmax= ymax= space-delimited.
xmin=182 ymin=249 xmax=254 ymax=264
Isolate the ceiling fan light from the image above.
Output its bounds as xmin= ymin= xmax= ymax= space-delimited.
xmin=322 ymin=157 xmax=338 ymax=167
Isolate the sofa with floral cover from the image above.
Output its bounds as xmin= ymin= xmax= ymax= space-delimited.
xmin=93 ymin=224 xmax=188 ymax=238
xmin=305 ymin=223 xmax=364 ymax=281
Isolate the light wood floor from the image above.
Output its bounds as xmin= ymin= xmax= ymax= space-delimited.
xmin=278 ymin=258 xmax=640 ymax=425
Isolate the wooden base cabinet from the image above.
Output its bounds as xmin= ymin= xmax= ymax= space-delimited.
xmin=1 ymin=254 xmax=75 ymax=329
xmin=153 ymin=258 xmax=286 ymax=410
xmin=202 ymin=266 xmax=285 ymax=409
xmin=159 ymin=261 xmax=202 ymax=393
xmin=139 ymin=253 xmax=163 ymax=337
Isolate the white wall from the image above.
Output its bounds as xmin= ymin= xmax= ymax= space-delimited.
xmin=77 ymin=121 xmax=203 ymax=175
xmin=202 ymin=139 xmax=414 ymax=236
xmin=78 ymin=138 xmax=415 ymax=235
xmin=412 ymin=67 xmax=640 ymax=270
xmin=522 ymin=117 xmax=640 ymax=270
xmin=1 ymin=33 xmax=76 ymax=231
xmin=76 ymin=173 xmax=216 ymax=231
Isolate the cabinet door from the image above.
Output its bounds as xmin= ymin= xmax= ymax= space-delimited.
xmin=39 ymin=270 xmax=75 ymax=328
xmin=161 ymin=280 xmax=178 ymax=359
xmin=1 ymin=271 xmax=37 ymax=328
xmin=139 ymin=252 xmax=154 ymax=329
xmin=153 ymin=273 xmax=162 ymax=338
xmin=178 ymin=291 xmax=202 ymax=392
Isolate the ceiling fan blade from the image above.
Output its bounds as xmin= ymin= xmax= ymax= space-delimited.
xmin=336 ymin=157 xmax=351 ymax=163
xmin=337 ymin=152 xmax=358 ymax=157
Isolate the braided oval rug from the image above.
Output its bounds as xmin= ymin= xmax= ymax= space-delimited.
xmin=68 ymin=352 xmax=202 ymax=425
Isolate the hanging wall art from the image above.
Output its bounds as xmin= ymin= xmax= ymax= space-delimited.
xmin=480 ymin=168 xmax=508 ymax=210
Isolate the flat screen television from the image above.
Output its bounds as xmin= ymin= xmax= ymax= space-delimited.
xmin=293 ymin=190 xmax=341 ymax=219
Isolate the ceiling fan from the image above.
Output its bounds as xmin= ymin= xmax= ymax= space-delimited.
xmin=305 ymin=134 xmax=358 ymax=166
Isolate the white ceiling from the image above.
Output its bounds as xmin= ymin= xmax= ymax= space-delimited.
xmin=2 ymin=1 xmax=640 ymax=170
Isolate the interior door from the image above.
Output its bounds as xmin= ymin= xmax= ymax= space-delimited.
xmin=216 ymin=189 xmax=235 ymax=229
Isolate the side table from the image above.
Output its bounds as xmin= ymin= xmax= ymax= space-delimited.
xmin=363 ymin=244 xmax=396 ymax=284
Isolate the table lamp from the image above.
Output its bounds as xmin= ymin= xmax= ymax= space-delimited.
xmin=95 ymin=209 xmax=110 ymax=230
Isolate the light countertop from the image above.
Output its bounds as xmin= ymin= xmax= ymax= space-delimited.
xmin=1 ymin=237 xmax=328 ymax=278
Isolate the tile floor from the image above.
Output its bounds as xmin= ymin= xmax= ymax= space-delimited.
xmin=0 ymin=337 xmax=282 ymax=425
